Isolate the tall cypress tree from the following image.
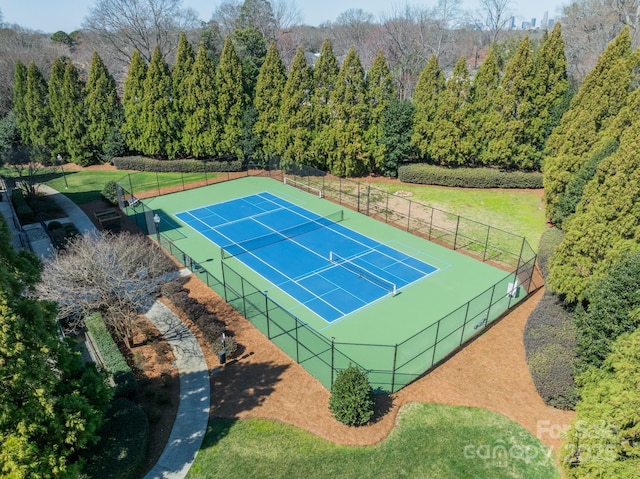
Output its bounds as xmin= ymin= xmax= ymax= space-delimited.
xmin=121 ymin=50 xmax=147 ymax=154
xmin=12 ymin=61 xmax=28 ymax=144
xmin=469 ymin=47 xmax=501 ymax=165
xmin=532 ymin=23 xmax=570 ymax=149
xmin=276 ymin=46 xmax=314 ymax=167
xmin=140 ymin=47 xmax=174 ymax=158
xmin=24 ymin=62 xmax=53 ymax=161
xmin=548 ymin=115 xmax=640 ymax=302
xmin=85 ymin=51 xmax=123 ymax=162
xmin=485 ymin=36 xmax=538 ymax=169
xmin=326 ymin=47 xmax=370 ymax=177
xmin=216 ymin=37 xmax=247 ymax=159
xmin=183 ymin=43 xmax=219 ymax=159
xmin=543 ymin=27 xmax=633 ymax=221
xmin=61 ymin=61 xmax=90 ymax=165
xmin=47 ymin=56 xmax=67 ymax=159
xmin=366 ymin=50 xmax=395 ymax=173
xmin=410 ymin=55 xmax=445 ymax=161
xmin=429 ymin=56 xmax=473 ymax=166
xmin=170 ymin=33 xmax=195 ymax=158
xmin=310 ymin=39 xmax=339 ymax=170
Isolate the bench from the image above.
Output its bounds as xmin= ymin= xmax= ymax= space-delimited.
xmin=94 ymin=208 xmax=121 ymax=230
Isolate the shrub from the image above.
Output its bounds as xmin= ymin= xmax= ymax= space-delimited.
xmin=211 ymin=334 xmax=238 ymax=359
xmin=160 ymin=279 xmax=225 ymax=341
xmin=537 ymin=227 xmax=564 ymax=279
xmin=329 ymin=365 xmax=375 ymax=426
xmin=398 ymin=163 xmax=543 ymax=189
xmin=11 ymin=188 xmax=35 ymax=224
xmin=81 ymin=397 xmax=149 ymax=479
xmin=101 ymin=181 xmax=118 ymax=206
xmin=84 ymin=312 xmax=137 ymax=397
xmin=523 ymin=291 xmax=577 ymax=409
xmin=113 ymin=155 xmax=243 ymax=173
xmin=47 ymin=220 xmax=63 ymax=231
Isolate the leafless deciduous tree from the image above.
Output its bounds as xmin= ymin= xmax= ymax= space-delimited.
xmin=82 ymin=0 xmax=200 ymax=63
xmin=479 ymin=0 xmax=514 ymax=44
xmin=38 ymin=231 xmax=176 ymax=347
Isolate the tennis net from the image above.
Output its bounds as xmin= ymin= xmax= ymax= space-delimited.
xmin=329 ymin=251 xmax=397 ymax=295
xmin=221 ymin=209 xmax=344 ymax=259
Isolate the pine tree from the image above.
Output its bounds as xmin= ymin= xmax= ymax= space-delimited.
xmin=485 ymin=36 xmax=538 ymax=169
xmin=85 ymin=51 xmax=123 ymax=162
xmin=140 ymin=46 xmax=174 ymax=158
xmin=121 ymin=50 xmax=147 ymax=154
xmin=469 ymin=47 xmax=501 ymax=165
xmin=277 ymin=46 xmax=314 ymax=167
xmin=310 ymin=39 xmax=340 ymax=170
xmin=12 ymin=61 xmax=28 ymax=144
xmin=253 ymin=42 xmax=286 ymax=163
xmin=531 ymin=23 xmax=570 ymax=149
xmin=61 ymin=61 xmax=91 ymax=165
xmin=563 ymin=329 xmax=640 ymax=478
xmin=547 ymin=116 xmax=640 ymax=303
xmin=429 ymin=56 xmax=473 ymax=166
xmin=366 ymin=50 xmax=395 ymax=173
xmin=216 ymin=37 xmax=247 ymax=159
xmin=24 ymin=62 xmax=53 ymax=161
xmin=543 ymin=27 xmax=633 ymax=221
xmin=411 ymin=55 xmax=445 ymax=161
xmin=183 ymin=43 xmax=219 ymax=159
xmin=326 ymin=47 xmax=370 ymax=176
xmin=170 ymin=33 xmax=195 ymax=158
xmin=47 ymin=56 xmax=68 ymax=159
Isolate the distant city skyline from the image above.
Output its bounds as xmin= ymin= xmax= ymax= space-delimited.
xmin=1 ymin=1 xmax=563 ymax=34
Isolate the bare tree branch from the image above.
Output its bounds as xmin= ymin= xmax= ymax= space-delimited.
xmin=38 ymin=231 xmax=176 ymax=347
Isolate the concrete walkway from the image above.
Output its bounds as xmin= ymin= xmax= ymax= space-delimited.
xmin=37 ymin=186 xmax=210 ymax=479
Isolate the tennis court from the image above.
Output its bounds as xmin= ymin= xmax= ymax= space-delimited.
xmin=176 ymin=192 xmax=437 ymax=322
xmin=130 ymin=176 xmax=530 ymax=391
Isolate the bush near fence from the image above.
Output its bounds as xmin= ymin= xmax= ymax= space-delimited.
xmin=113 ymin=156 xmax=243 ymax=173
xmin=84 ymin=312 xmax=137 ymax=397
xmin=398 ymin=164 xmax=543 ymax=189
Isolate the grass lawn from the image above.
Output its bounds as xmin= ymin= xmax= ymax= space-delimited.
xmin=374 ymin=183 xmax=547 ymax=250
xmin=0 ymin=167 xmax=213 ymax=205
xmin=188 ymin=403 xmax=558 ymax=479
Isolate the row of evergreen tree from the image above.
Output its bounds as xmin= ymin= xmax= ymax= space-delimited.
xmin=12 ymin=25 xmax=569 ymax=175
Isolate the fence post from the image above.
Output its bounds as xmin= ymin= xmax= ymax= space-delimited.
xmin=385 ymin=192 xmax=389 ymax=223
xmin=460 ymin=302 xmax=471 ymax=346
xmin=366 ymin=184 xmax=370 ymax=216
xmin=241 ymin=278 xmax=247 ymax=317
xmin=407 ymin=200 xmax=412 ymax=231
xmin=431 ymin=321 xmax=440 ymax=367
xmin=181 ymin=172 xmax=185 ymax=191
xmin=265 ymin=292 xmax=271 ymax=339
xmin=128 ymin=174 xmax=134 ymax=200
xmin=391 ymin=344 xmax=398 ymax=393
xmin=454 ymin=216 xmax=461 ymax=250
xmin=357 ymin=183 xmax=361 ymax=212
xmin=156 ymin=171 xmax=160 ymax=196
xmin=295 ymin=319 xmax=299 ymax=362
xmin=483 ymin=226 xmax=491 ymax=262
xmin=429 ymin=207 xmax=434 ymax=239
xmin=330 ymin=337 xmax=335 ymax=389
xmin=221 ymin=262 xmax=228 ymax=302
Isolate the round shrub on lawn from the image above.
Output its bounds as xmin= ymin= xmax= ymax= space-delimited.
xmin=329 ymin=365 xmax=375 ymax=426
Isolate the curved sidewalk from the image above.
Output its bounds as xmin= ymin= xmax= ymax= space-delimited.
xmin=40 ymin=185 xmax=209 ymax=479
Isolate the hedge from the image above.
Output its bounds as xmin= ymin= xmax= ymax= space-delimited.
xmin=84 ymin=312 xmax=137 ymax=397
xmin=537 ymin=227 xmax=564 ymax=279
xmin=398 ymin=164 xmax=543 ymax=189
xmin=523 ymin=291 xmax=577 ymax=410
xmin=11 ymin=188 xmax=34 ymax=224
xmin=113 ymin=155 xmax=243 ymax=173
xmin=81 ymin=397 xmax=149 ymax=479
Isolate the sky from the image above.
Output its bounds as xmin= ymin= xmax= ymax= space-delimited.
xmin=0 ymin=0 xmax=564 ymax=34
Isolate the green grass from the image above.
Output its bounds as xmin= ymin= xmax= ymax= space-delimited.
xmin=188 ymin=403 xmax=558 ymax=479
xmin=374 ymin=183 xmax=546 ymax=250
xmin=0 ymin=167 xmax=213 ymax=205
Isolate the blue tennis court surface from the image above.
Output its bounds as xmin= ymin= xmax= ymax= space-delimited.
xmin=176 ymin=192 xmax=438 ymax=322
